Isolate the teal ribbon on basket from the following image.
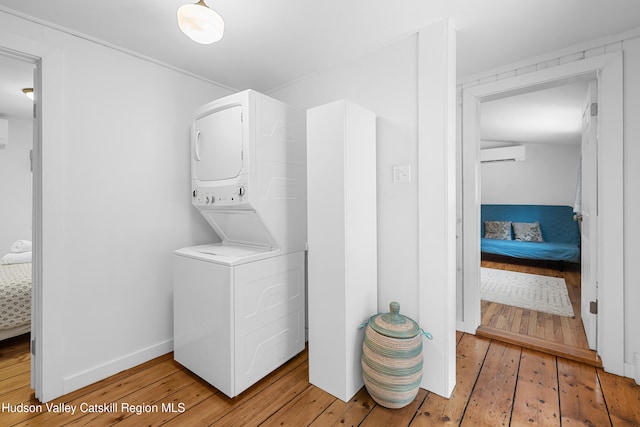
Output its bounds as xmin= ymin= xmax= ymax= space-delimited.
xmin=421 ymin=329 xmax=433 ymax=340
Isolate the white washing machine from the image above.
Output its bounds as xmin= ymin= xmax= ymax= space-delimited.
xmin=174 ymin=90 xmax=307 ymax=398
xmin=173 ymin=245 xmax=305 ymax=398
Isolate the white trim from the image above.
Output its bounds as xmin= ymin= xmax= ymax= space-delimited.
xmin=595 ymin=52 xmax=625 ymax=376
xmin=458 ymin=26 xmax=640 ymax=85
xmin=461 ymin=52 xmax=625 ymax=376
xmin=460 ymin=88 xmax=481 ymax=334
xmin=417 ymin=19 xmax=457 ymax=398
xmin=62 ymin=339 xmax=173 ymax=394
xmin=39 ymin=46 xmax=67 ymax=403
xmin=624 ymin=362 xmax=636 ymax=382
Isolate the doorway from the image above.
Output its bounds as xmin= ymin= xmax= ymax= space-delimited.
xmin=1 ymin=32 xmax=66 ymax=402
xmin=460 ymin=52 xmax=625 ymax=376
xmin=476 ymin=80 xmax=592 ymax=357
xmin=0 ymin=54 xmax=34 ymax=256
xmin=0 ymin=49 xmax=36 ymax=384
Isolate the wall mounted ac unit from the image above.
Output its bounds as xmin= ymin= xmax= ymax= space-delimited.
xmin=480 ymin=145 xmax=525 ymax=163
xmin=0 ymin=119 xmax=8 ymax=149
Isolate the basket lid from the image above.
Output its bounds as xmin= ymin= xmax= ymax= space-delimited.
xmin=368 ymin=302 xmax=420 ymax=339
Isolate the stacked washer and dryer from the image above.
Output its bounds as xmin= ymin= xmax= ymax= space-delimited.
xmin=173 ymin=90 xmax=307 ymax=398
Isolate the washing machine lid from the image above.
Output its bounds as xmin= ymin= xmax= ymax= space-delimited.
xmin=193 ymin=104 xmax=244 ymax=182
xmin=175 ymin=243 xmax=276 ymax=266
xmin=199 ymin=209 xmax=278 ymax=249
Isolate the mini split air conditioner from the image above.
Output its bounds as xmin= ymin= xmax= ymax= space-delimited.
xmin=480 ymin=145 xmax=525 ymax=163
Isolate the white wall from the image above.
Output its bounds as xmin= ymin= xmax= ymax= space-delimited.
xmin=59 ymin=38 xmax=228 ymax=391
xmin=0 ymin=118 xmax=32 ymax=254
xmin=1 ymin=11 xmax=229 ymax=397
xmin=481 ymin=142 xmax=580 ymax=206
xmin=271 ymin=35 xmax=421 ymax=318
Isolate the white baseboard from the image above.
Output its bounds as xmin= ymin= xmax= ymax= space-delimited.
xmin=456 ymin=320 xmax=477 ymax=335
xmin=624 ymin=361 xmax=640 ymax=385
xmin=62 ymin=339 xmax=173 ymax=395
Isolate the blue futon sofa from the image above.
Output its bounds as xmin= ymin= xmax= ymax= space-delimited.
xmin=481 ymin=204 xmax=580 ymax=263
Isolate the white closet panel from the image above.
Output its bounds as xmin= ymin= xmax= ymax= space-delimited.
xmin=307 ymin=100 xmax=377 ymax=402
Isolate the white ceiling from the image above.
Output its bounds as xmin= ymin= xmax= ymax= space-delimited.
xmin=0 ymin=0 xmax=639 ymax=137
xmin=481 ymin=81 xmax=590 ymax=146
xmin=1 ymin=0 xmax=640 ymax=91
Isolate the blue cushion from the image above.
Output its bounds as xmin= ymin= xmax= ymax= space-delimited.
xmin=481 ymin=238 xmax=580 ymax=262
xmin=481 ymin=205 xmax=580 ymax=262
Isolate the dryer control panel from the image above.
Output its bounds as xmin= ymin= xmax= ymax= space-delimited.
xmin=192 ymin=183 xmax=248 ymax=207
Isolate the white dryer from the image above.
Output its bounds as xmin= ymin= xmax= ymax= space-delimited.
xmin=174 ymin=90 xmax=307 ymax=398
xmin=189 ymin=89 xmax=307 ymax=254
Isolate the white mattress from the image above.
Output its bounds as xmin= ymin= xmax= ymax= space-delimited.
xmin=0 ymin=263 xmax=32 ymax=335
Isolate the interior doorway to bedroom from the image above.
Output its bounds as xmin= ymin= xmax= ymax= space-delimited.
xmin=475 ymin=80 xmax=597 ymax=364
xmin=461 ymin=53 xmax=625 ymax=375
xmin=0 ymin=53 xmax=34 ymax=260
xmin=0 ymin=50 xmax=36 ymax=387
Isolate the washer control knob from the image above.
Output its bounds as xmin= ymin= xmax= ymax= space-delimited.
xmin=238 ymin=186 xmax=245 ymax=197
xmin=192 ymin=190 xmax=197 ymax=198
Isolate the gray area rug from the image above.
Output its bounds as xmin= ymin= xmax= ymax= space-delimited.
xmin=481 ymin=267 xmax=575 ymax=317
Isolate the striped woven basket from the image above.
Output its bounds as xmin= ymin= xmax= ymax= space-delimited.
xmin=361 ymin=302 xmax=423 ymax=409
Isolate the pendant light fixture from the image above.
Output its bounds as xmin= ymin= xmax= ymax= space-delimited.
xmin=177 ymin=0 xmax=224 ymax=44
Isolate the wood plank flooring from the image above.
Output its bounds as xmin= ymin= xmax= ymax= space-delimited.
xmin=479 ymin=256 xmax=600 ymax=366
xmin=1 ymin=332 xmax=639 ymax=426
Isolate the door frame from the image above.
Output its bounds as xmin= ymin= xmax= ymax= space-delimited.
xmin=580 ymin=80 xmax=598 ymax=350
xmin=1 ymin=29 xmax=66 ymax=401
xmin=460 ymin=52 xmax=624 ymax=376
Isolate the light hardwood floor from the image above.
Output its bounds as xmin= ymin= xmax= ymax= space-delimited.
xmin=478 ymin=256 xmax=600 ymax=366
xmin=1 ymin=332 xmax=639 ymax=426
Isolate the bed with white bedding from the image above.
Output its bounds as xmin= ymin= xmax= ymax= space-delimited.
xmin=0 ymin=240 xmax=32 ymax=340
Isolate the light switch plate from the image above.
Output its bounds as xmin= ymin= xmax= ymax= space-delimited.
xmin=393 ymin=165 xmax=411 ymax=183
